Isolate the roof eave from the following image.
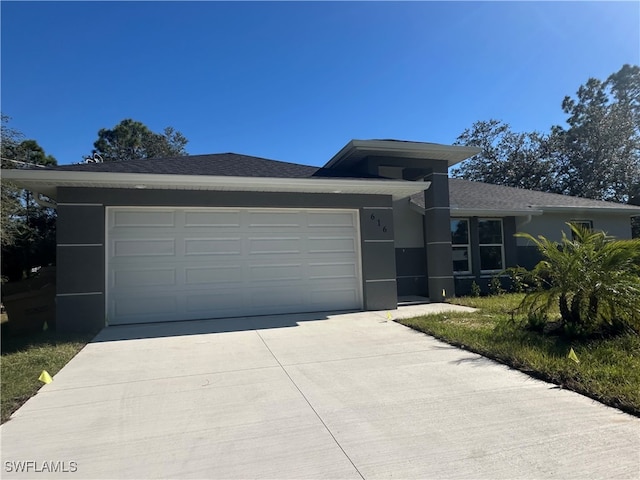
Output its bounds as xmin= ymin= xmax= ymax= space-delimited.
xmin=532 ymin=205 xmax=640 ymax=216
xmin=324 ymin=139 xmax=481 ymax=169
xmin=409 ymin=198 xmax=544 ymax=217
xmin=1 ymin=169 xmax=431 ymax=200
xmin=409 ymin=201 xmax=640 ymax=217
xmin=450 ymin=208 xmax=544 ymax=217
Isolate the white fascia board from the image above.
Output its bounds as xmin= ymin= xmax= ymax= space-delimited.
xmin=450 ymin=208 xmax=544 ymax=217
xmin=1 ymin=169 xmax=431 ymax=200
xmin=325 ymin=140 xmax=481 ymax=169
xmin=351 ymin=139 xmax=481 ymax=159
xmin=409 ymin=201 xmax=543 ymax=217
xmin=533 ymin=205 xmax=640 ymax=216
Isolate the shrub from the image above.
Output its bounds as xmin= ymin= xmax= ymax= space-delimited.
xmin=505 ymin=267 xmax=527 ymax=293
xmin=470 ymin=281 xmax=481 ymax=297
xmin=516 ymin=224 xmax=640 ymax=338
xmin=489 ymin=276 xmax=505 ymax=295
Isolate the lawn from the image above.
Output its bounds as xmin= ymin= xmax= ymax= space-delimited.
xmin=398 ymin=293 xmax=640 ymax=417
xmin=1 ymin=327 xmax=94 ymax=423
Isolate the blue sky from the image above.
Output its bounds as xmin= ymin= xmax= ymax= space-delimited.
xmin=2 ymin=1 xmax=638 ymax=166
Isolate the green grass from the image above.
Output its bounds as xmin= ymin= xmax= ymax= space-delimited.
xmin=398 ymin=294 xmax=640 ymax=417
xmin=1 ymin=328 xmax=94 ymax=423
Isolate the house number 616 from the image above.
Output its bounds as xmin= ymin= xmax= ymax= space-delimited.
xmin=370 ymin=213 xmax=388 ymax=233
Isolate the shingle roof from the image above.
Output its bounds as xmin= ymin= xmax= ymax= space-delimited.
xmin=410 ymin=178 xmax=640 ymax=213
xmin=46 ymin=153 xmax=385 ymax=180
xmin=46 ymin=153 xmax=319 ymax=178
xmin=38 ymin=154 xmax=640 ymax=213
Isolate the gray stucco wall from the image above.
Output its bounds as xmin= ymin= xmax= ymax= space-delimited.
xmin=395 ymin=247 xmax=427 ymax=297
xmin=56 ymin=188 xmax=398 ymax=332
xmin=516 ymin=212 xmax=634 ymax=244
xmin=392 ymin=198 xmax=427 ymax=297
xmin=392 ymin=198 xmax=424 ymax=248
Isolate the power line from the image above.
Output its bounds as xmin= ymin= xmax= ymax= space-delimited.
xmin=0 ymin=157 xmax=47 ymax=168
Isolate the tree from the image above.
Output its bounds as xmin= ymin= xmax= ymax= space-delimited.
xmin=1 ymin=115 xmax=57 ymax=280
xmin=453 ymin=66 xmax=640 ymax=236
xmin=516 ymin=224 xmax=640 ymax=338
xmin=551 ymin=65 xmax=640 ymax=203
xmin=91 ymin=119 xmax=188 ymax=162
xmin=1 ymin=114 xmax=24 ymax=248
xmin=451 ymin=120 xmax=558 ymax=192
xmin=453 ymin=66 xmax=639 ymax=203
xmin=630 ymin=186 xmax=640 ymax=238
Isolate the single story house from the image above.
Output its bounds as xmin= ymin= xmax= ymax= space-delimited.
xmin=4 ymin=139 xmax=640 ymax=332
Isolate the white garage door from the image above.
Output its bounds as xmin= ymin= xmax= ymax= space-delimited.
xmin=106 ymin=207 xmax=362 ymax=325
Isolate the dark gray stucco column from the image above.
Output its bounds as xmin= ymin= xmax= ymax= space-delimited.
xmin=359 ymin=206 xmax=398 ymax=310
xmin=56 ymin=199 xmax=106 ymax=333
xmin=423 ymin=166 xmax=455 ymax=301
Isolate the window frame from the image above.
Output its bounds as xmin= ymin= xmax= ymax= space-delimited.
xmin=478 ymin=218 xmax=505 ymax=274
xmin=570 ymin=220 xmax=593 ymax=240
xmin=451 ymin=218 xmax=471 ymax=274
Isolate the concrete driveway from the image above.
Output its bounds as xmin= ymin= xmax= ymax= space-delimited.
xmin=2 ymin=305 xmax=639 ymax=479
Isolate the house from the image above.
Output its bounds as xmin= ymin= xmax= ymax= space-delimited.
xmin=4 ymin=139 xmax=640 ymax=332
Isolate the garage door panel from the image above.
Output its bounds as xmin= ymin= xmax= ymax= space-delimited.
xmin=185 ymin=266 xmax=243 ymax=285
xmin=113 ymin=239 xmax=175 ymax=257
xmin=308 ymin=211 xmax=357 ymax=227
xmin=249 ymin=237 xmax=301 ymax=254
xmin=185 ymin=291 xmax=244 ymax=313
xmin=114 ymin=296 xmax=178 ymax=318
xmin=249 ymin=288 xmax=304 ymax=309
xmin=112 ymin=210 xmax=176 ymax=228
xmin=113 ymin=268 xmax=177 ymax=288
xmin=184 ymin=238 xmax=242 ymax=255
xmin=107 ymin=207 xmax=362 ymax=324
xmin=310 ymin=288 xmax=359 ymax=307
xmin=308 ymin=237 xmax=357 ymax=253
xmin=249 ymin=264 xmax=302 ymax=282
xmin=309 ymin=262 xmax=357 ymax=279
xmin=184 ymin=210 xmax=241 ymax=227
xmin=248 ymin=210 xmax=302 ymax=227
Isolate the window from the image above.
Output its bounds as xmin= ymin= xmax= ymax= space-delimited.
xmin=570 ymin=220 xmax=593 ymax=240
xmin=451 ymin=219 xmax=470 ymax=273
xmin=478 ymin=219 xmax=504 ymax=272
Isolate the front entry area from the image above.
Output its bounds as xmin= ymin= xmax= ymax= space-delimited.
xmin=106 ymin=207 xmax=363 ymax=325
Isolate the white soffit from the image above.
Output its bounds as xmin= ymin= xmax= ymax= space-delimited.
xmin=1 ymin=169 xmax=431 ymax=200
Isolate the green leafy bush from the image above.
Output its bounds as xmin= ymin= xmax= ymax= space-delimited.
xmin=489 ymin=276 xmax=505 ymax=295
xmin=470 ymin=281 xmax=481 ymax=297
xmin=516 ymin=224 xmax=640 ymax=338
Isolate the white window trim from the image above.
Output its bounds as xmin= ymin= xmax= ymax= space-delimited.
xmin=570 ymin=219 xmax=593 ymax=228
xmin=451 ymin=218 xmax=471 ymax=274
xmin=569 ymin=219 xmax=593 ymax=240
xmin=479 ymin=218 xmax=505 ymax=274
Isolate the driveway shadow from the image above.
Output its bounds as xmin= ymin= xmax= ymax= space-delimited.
xmin=450 ymin=355 xmax=494 ymax=366
xmin=92 ymin=309 xmax=359 ymax=343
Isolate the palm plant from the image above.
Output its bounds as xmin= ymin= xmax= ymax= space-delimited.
xmin=515 ymin=224 xmax=640 ymax=337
